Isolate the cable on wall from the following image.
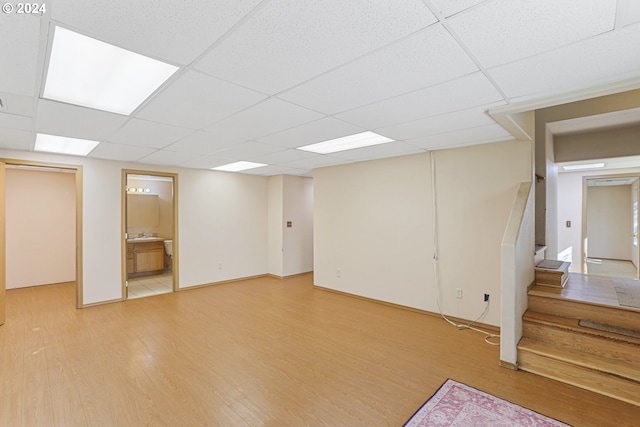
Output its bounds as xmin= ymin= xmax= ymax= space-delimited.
xmin=429 ymin=151 xmax=500 ymax=346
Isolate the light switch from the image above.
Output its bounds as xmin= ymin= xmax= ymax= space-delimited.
xmin=286 ymin=221 xmax=292 ymax=228
xmin=566 ymin=221 xmax=571 ymax=228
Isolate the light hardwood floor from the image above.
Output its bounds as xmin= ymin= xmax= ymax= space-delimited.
xmin=1 ymin=274 xmax=639 ymax=426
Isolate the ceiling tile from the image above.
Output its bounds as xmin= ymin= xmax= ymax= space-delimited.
xmin=489 ymin=23 xmax=640 ymax=100
xmin=136 ymin=70 xmax=267 ymax=130
xmin=0 ymin=128 xmax=32 ymax=151
xmin=330 ymin=141 xmax=424 ymax=162
xmin=448 ymin=0 xmax=617 ymax=68
xmin=205 ymin=98 xmax=324 ymax=140
xmin=429 ymin=0 xmax=486 ymax=18
xmin=375 ymin=102 xmax=504 ymax=141
xmin=278 ymin=24 xmax=478 ymax=114
xmin=51 ymin=0 xmax=263 ymax=65
xmin=210 ymin=141 xmax=283 ymax=161
xmin=0 ymin=91 xmax=34 ymax=117
xmin=0 ymin=15 xmax=40 ymax=96
xmin=89 ymin=142 xmax=155 ymax=162
xmin=251 ymin=148 xmax=317 ymax=165
xmin=336 ymin=72 xmax=503 ymax=129
xmin=241 ymin=164 xmax=305 ymax=176
xmin=256 ymin=117 xmax=364 ymax=148
xmin=108 ymin=118 xmax=193 ymax=149
xmin=407 ymin=124 xmax=513 ymax=150
xmin=178 ymin=156 xmax=235 ymax=169
xmin=616 ymin=0 xmax=640 ymax=28
xmin=163 ymin=131 xmax=241 ymax=155
xmin=195 ymin=0 xmax=437 ymax=94
xmin=138 ymin=150 xmax=199 ymax=166
xmin=281 ymin=154 xmax=350 ymax=170
xmin=0 ymin=112 xmax=32 ymax=131
xmin=36 ymin=99 xmax=128 ymax=140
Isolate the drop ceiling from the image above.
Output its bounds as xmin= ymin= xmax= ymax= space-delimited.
xmin=1 ymin=0 xmax=640 ymax=176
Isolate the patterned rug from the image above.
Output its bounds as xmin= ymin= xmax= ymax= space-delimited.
xmin=613 ymin=277 xmax=640 ymax=309
xmin=404 ymin=379 xmax=570 ymax=426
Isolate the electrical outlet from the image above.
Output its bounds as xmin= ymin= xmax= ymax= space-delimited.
xmin=456 ymin=288 xmax=462 ymax=299
xmin=484 ymin=293 xmax=490 ymax=302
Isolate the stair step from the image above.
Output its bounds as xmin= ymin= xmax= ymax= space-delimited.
xmin=535 ymin=260 xmax=570 ymax=288
xmin=527 ymin=293 xmax=640 ymax=331
xmin=522 ymin=311 xmax=640 ymax=366
xmin=518 ymin=346 xmax=640 ymax=407
xmin=518 ymin=337 xmax=640 ymax=382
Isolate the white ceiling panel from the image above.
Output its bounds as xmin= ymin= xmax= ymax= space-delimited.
xmin=108 ymin=118 xmax=193 ymax=149
xmin=36 ymin=99 xmax=128 ymax=140
xmin=205 ymin=98 xmax=324 ymax=140
xmin=336 ymin=72 xmax=503 ymax=129
xmin=448 ymin=0 xmax=617 ymax=68
xmin=136 ymin=70 xmax=268 ymax=130
xmin=616 ymin=0 xmax=640 ymax=28
xmin=428 ymin=0 xmax=486 ymax=18
xmin=407 ymin=123 xmax=513 ymax=150
xmin=51 ymin=0 xmax=263 ymax=65
xmin=89 ymin=142 xmax=155 ymax=162
xmin=0 ymin=128 xmax=32 ymax=151
xmin=242 ymin=164 xmax=307 ymax=176
xmin=138 ymin=150 xmax=199 ymax=166
xmin=489 ymin=23 xmax=640 ymax=101
xmin=375 ymin=103 xmax=503 ymax=141
xmin=330 ymin=141 xmax=424 ymax=162
xmin=278 ymin=25 xmax=478 ymax=114
xmin=178 ymin=156 xmax=235 ymax=170
xmin=163 ymin=131 xmax=241 ymax=155
xmin=252 ymin=148 xmax=317 ymax=165
xmin=282 ymin=154 xmax=351 ymax=170
xmin=210 ymin=141 xmax=283 ymax=161
xmin=0 ymin=15 xmax=41 ymax=96
xmin=0 ymin=91 xmax=34 ymax=117
xmin=0 ymin=112 xmax=32 ymax=132
xmin=256 ymin=117 xmax=364 ymax=149
xmin=195 ymin=0 xmax=437 ymax=94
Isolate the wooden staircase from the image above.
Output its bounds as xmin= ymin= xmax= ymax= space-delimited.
xmin=518 ymin=274 xmax=640 ymax=407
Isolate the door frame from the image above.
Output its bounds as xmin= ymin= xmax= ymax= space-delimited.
xmin=121 ymin=169 xmax=179 ymax=299
xmin=581 ymin=172 xmax=640 ymax=278
xmin=0 ymin=158 xmax=84 ymax=318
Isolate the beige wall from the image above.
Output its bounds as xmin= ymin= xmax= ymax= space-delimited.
xmin=586 ymin=185 xmax=633 ymax=260
xmin=127 ymin=176 xmax=174 ymax=239
xmin=1 ymin=148 xmax=269 ymax=305
xmin=6 ymin=168 xmax=76 ymax=289
xmin=314 ymin=140 xmax=532 ymax=326
xmin=555 ymin=125 xmax=640 ymax=163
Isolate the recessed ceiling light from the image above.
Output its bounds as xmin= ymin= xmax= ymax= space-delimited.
xmin=35 ymin=133 xmax=100 ymax=156
xmin=212 ymin=161 xmax=268 ymax=172
xmin=562 ymin=163 xmax=605 ymax=171
xmin=43 ymin=27 xmax=178 ymax=115
xmin=296 ymin=131 xmax=394 ymax=154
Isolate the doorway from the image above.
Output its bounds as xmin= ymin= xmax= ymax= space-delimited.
xmin=583 ymin=175 xmax=640 ymax=279
xmin=122 ymin=170 xmax=178 ymax=299
xmin=0 ymin=159 xmax=83 ymax=326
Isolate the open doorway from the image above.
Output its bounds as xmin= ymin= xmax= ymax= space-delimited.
xmin=122 ymin=170 xmax=178 ymax=299
xmin=583 ymin=175 xmax=640 ymax=279
xmin=0 ymin=159 xmax=83 ymax=327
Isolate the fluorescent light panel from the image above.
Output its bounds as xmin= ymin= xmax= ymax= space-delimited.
xmin=212 ymin=161 xmax=267 ymax=172
xmin=296 ymin=131 xmax=394 ymax=154
xmin=35 ymin=133 xmax=100 ymax=156
xmin=43 ymin=27 xmax=178 ymax=115
xmin=562 ymin=162 xmax=605 ymax=171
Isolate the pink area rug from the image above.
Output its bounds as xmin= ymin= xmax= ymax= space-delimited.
xmin=404 ymin=379 xmax=571 ymax=426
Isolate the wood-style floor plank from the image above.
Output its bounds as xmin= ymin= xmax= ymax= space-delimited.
xmin=1 ymin=274 xmax=639 ymax=426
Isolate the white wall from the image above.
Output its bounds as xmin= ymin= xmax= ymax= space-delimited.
xmin=6 ymin=168 xmax=76 ymax=289
xmin=586 ymin=185 xmax=632 ymax=260
xmin=314 ymin=140 xmax=532 ymax=326
xmin=557 ymin=167 xmax=640 ymax=272
xmin=283 ymin=175 xmax=313 ymax=276
xmin=268 ymin=175 xmax=284 ymax=277
xmin=1 ymin=149 xmax=269 ymax=305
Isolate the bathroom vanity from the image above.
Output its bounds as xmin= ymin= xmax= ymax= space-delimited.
xmin=126 ymin=238 xmax=165 ymax=278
